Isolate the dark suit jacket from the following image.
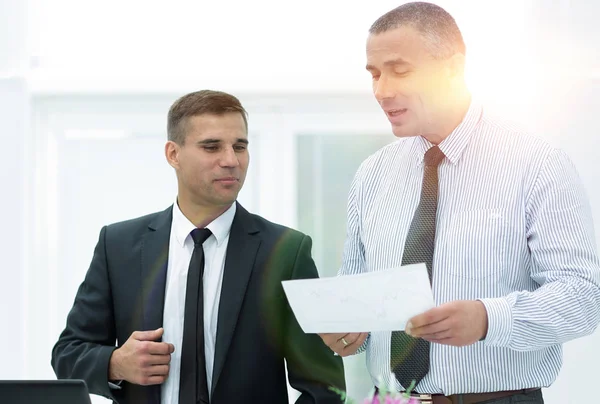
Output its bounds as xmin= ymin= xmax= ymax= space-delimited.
xmin=51 ymin=203 xmax=345 ymax=404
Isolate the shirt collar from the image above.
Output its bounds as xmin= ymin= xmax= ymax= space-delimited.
xmin=173 ymin=200 xmax=236 ymax=247
xmin=414 ymin=98 xmax=483 ymax=166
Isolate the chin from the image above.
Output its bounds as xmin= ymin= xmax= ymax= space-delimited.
xmin=391 ymin=125 xmax=415 ymax=138
xmin=216 ymin=194 xmax=239 ymax=206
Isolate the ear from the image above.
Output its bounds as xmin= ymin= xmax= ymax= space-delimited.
xmin=165 ymin=141 xmax=180 ymax=169
xmin=446 ymin=52 xmax=466 ymax=80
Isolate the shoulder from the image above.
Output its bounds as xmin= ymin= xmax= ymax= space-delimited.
xmin=478 ymin=107 xmax=556 ymax=155
xmin=243 ymin=213 xmax=315 ymax=275
xmin=248 ymin=213 xmax=307 ymax=246
xmin=473 ymin=106 xmax=568 ymax=176
xmin=350 ymin=139 xmax=413 ymax=191
xmin=103 ymin=207 xmax=172 ymax=240
xmin=357 ymin=139 xmax=407 ymax=174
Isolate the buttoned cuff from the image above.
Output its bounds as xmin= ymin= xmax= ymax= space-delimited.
xmin=355 ymin=333 xmax=369 ymax=354
xmin=478 ymin=298 xmax=513 ymax=347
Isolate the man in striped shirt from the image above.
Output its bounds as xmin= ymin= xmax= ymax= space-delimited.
xmin=319 ymin=2 xmax=600 ymax=404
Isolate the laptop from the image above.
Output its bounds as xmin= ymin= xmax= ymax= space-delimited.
xmin=0 ymin=379 xmax=92 ymax=404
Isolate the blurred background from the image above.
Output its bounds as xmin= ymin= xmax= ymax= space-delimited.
xmin=1 ymin=0 xmax=599 ymax=403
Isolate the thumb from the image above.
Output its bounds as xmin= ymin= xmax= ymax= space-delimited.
xmin=133 ymin=327 xmax=164 ymax=341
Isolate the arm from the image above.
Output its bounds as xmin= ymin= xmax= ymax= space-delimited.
xmin=481 ymin=149 xmax=600 ymax=350
xmin=336 ymin=173 xmax=369 ymax=354
xmin=284 ymin=235 xmax=346 ymax=404
xmin=337 ymin=171 xmax=366 ymax=278
xmin=51 ymin=226 xmax=121 ymax=401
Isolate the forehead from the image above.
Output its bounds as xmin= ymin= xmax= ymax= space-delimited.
xmin=366 ymin=25 xmax=433 ymax=67
xmin=185 ymin=112 xmax=247 ymax=139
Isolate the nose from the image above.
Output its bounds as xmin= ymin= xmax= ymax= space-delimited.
xmin=373 ymin=74 xmax=395 ymax=102
xmin=219 ymin=146 xmax=240 ymax=168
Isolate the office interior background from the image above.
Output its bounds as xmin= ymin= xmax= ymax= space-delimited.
xmin=1 ymin=0 xmax=599 ymax=403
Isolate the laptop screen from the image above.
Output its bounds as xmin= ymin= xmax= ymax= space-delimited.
xmin=0 ymin=380 xmax=92 ymax=404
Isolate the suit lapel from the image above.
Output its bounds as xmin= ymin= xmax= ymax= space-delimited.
xmin=140 ymin=206 xmax=173 ymax=332
xmin=211 ymin=203 xmax=261 ymax=395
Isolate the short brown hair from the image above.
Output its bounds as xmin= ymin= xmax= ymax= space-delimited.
xmin=167 ymin=89 xmax=248 ymax=145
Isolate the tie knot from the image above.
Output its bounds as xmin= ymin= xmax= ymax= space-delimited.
xmin=424 ymin=146 xmax=445 ymax=167
xmin=190 ymin=228 xmax=212 ymax=247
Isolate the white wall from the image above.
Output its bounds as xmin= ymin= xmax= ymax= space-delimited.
xmin=0 ymin=0 xmax=29 ymax=382
xmin=0 ymin=79 xmax=28 ymax=381
xmin=26 ymin=0 xmax=538 ymax=95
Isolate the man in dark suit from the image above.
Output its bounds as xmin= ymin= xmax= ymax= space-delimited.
xmin=51 ymin=90 xmax=345 ymax=404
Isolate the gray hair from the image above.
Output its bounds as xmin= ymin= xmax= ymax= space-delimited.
xmin=369 ymin=2 xmax=466 ymax=60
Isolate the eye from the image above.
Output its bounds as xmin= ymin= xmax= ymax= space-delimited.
xmin=367 ymin=69 xmax=380 ymax=80
xmin=234 ymin=145 xmax=247 ymax=151
xmin=202 ymin=145 xmax=218 ymax=151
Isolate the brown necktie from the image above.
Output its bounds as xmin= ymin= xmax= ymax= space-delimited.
xmin=391 ymin=146 xmax=445 ymax=390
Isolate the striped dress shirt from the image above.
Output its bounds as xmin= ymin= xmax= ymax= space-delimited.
xmin=339 ymin=100 xmax=600 ymax=395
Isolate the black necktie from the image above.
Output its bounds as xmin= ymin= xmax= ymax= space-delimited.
xmin=391 ymin=146 xmax=445 ymax=390
xmin=179 ymin=228 xmax=212 ymax=404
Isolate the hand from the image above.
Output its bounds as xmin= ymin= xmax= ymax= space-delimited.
xmin=108 ymin=328 xmax=175 ymax=386
xmin=318 ymin=332 xmax=368 ymax=357
xmin=405 ymin=300 xmax=488 ymax=347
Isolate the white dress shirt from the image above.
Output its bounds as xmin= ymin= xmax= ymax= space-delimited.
xmin=160 ymin=201 xmax=236 ymax=404
xmin=340 ymin=100 xmax=600 ymax=394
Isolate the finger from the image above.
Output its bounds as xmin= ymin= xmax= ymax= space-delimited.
xmin=340 ymin=332 xmax=362 ymax=346
xmin=145 ymin=364 xmax=170 ymax=376
xmin=145 ymin=353 xmax=172 ymax=366
xmin=323 ymin=334 xmax=349 ymax=355
xmin=336 ymin=333 xmax=364 ymax=352
xmin=319 ymin=333 xmax=347 ymax=347
xmin=409 ymin=318 xmax=452 ymax=338
xmin=336 ymin=333 xmax=368 ymax=357
xmin=344 ymin=332 xmax=368 ymax=351
xmin=420 ymin=328 xmax=452 ymax=340
xmin=132 ymin=328 xmax=164 ymax=342
xmin=426 ymin=337 xmax=458 ymax=346
xmin=146 ymin=342 xmax=175 ymax=355
xmin=140 ymin=374 xmax=168 ymax=386
xmin=409 ymin=306 xmax=451 ymax=329
xmin=335 ymin=334 xmax=351 ymax=350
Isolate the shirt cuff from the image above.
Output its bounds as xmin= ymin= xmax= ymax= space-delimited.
xmin=108 ymin=380 xmax=122 ymax=390
xmin=478 ymin=297 xmax=513 ymax=347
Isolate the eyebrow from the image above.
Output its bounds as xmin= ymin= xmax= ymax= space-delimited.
xmin=366 ymin=57 xmax=413 ymax=71
xmin=197 ymin=138 xmax=249 ymax=145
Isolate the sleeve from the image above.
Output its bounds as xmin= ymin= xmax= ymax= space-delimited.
xmin=284 ymin=235 xmax=346 ymax=403
xmin=337 ymin=168 xmax=370 ymax=354
xmin=480 ymin=149 xmax=600 ymax=350
xmin=51 ymin=226 xmax=121 ymax=402
xmin=337 ymin=169 xmax=367 ymax=278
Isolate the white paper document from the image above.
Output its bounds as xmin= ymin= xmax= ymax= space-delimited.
xmin=281 ymin=263 xmax=435 ymax=333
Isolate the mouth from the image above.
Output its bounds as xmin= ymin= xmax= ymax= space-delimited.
xmin=386 ymin=108 xmax=407 ymax=118
xmin=215 ymin=177 xmax=239 ymax=184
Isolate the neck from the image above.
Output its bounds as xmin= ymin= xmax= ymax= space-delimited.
xmin=421 ymin=89 xmax=471 ymax=145
xmin=177 ymin=196 xmax=232 ymax=228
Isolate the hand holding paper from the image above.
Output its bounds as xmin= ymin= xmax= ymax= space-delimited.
xmin=281 ymin=263 xmax=435 ymax=333
xmin=404 ymin=299 xmax=489 ymax=347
